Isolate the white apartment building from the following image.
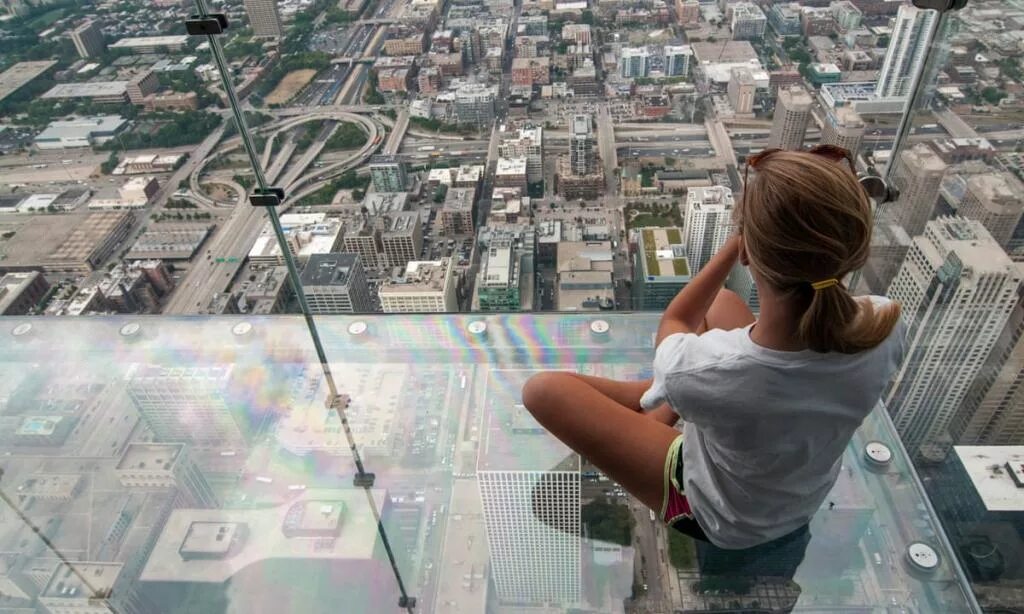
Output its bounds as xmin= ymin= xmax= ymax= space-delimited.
xmin=958 ymin=172 xmax=1024 ymax=250
xmin=685 ymin=186 xmax=735 ymax=272
xmin=876 ymin=4 xmax=936 ymax=98
xmin=887 ymin=143 xmax=947 ymax=237
xmin=885 ymin=217 xmax=1024 ymax=461
xmin=498 ymin=126 xmax=543 ymax=183
xmin=821 ymin=105 xmax=865 ymax=155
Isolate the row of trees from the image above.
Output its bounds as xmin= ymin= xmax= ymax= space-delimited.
xmin=324 ymin=122 xmax=367 ymax=150
xmin=99 ymin=111 xmax=221 ymax=151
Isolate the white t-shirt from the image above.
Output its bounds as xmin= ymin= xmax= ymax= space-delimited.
xmin=640 ymin=296 xmax=906 ymax=549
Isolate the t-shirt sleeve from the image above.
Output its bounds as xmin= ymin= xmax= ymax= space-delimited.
xmin=640 ymin=332 xmax=692 ymax=411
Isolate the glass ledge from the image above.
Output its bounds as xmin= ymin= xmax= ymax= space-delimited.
xmin=0 ymin=315 xmax=977 ymax=613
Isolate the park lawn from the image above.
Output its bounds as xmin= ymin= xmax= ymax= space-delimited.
xmin=265 ymin=69 xmax=318 ymax=105
xmin=632 ymin=213 xmax=674 ymax=228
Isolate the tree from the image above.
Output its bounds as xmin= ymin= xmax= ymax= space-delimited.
xmin=981 ymin=86 xmax=1007 ymax=105
xmin=100 ymin=152 xmax=119 ymax=174
xmin=664 ymin=156 xmax=676 ymax=167
xmin=581 ymin=497 xmax=633 ymax=546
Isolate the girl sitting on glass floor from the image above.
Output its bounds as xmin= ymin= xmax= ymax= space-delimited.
xmin=522 ymin=146 xmax=906 ymax=549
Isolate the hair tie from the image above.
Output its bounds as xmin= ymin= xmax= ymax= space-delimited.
xmin=810 ymin=278 xmax=839 ymax=291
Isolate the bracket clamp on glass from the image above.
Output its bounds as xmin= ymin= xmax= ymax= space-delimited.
xmin=185 ymin=13 xmax=229 ymax=36
xmin=250 ymin=187 xmax=285 ymax=208
xmin=912 ymin=0 xmax=967 ymax=12
xmin=353 ymin=472 xmax=376 ymax=487
xmin=398 ymin=596 xmax=417 ymax=608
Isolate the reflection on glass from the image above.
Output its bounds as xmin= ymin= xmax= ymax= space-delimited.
xmin=0 ymin=315 xmax=977 ymax=612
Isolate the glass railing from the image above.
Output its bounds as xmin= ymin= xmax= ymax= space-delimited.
xmin=0 ymin=314 xmax=978 ymax=613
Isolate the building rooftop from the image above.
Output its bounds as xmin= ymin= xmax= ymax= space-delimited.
xmin=496 ymin=157 xmax=527 ymax=175
xmin=691 ymin=40 xmax=758 ymax=64
xmin=443 ymin=186 xmax=476 ymax=211
xmin=954 ymin=446 xmax=1024 ymax=512
xmin=363 ymin=192 xmax=408 ymax=215
xmin=380 ymin=259 xmax=452 ymax=294
xmin=0 ymin=60 xmax=57 ymax=102
xmin=249 ymin=213 xmax=343 ymax=262
xmin=109 ymin=35 xmax=190 ymax=49
xmin=35 ymin=116 xmax=127 ymax=142
xmin=15 ymin=473 xmax=81 ymax=499
xmin=382 ymin=211 xmax=419 ymax=236
xmin=41 ymin=82 xmax=128 ymax=99
xmin=924 ymin=216 xmax=1017 ymax=274
xmin=127 ymin=226 xmax=210 ymax=260
xmin=300 ymin=253 xmax=361 ymax=287
xmin=966 ymin=173 xmax=1024 ymax=216
xmin=140 ymin=489 xmax=386 ymax=583
xmin=638 ymin=227 xmax=690 ymax=279
xmin=41 ymin=562 xmax=122 ymax=601
xmin=116 ymin=442 xmax=183 ymax=471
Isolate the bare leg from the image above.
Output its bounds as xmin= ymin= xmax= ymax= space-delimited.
xmin=700 ymin=288 xmax=756 ymax=332
xmin=522 ymin=372 xmax=681 ymax=512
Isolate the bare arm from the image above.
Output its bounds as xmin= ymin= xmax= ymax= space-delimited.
xmin=656 ymin=235 xmax=741 ymax=345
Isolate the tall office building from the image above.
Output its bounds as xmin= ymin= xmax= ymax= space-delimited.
xmin=299 ymin=253 xmax=373 ymax=314
xmin=477 ymin=371 xmax=580 ymax=605
xmin=368 ymin=155 xmax=408 ymax=192
xmin=885 ymin=217 xmax=1024 ymax=461
xmin=244 ymin=0 xmax=283 ymax=38
xmin=664 ymin=45 xmax=693 ymax=77
xmin=380 ymin=211 xmax=423 ymax=269
xmin=953 ymin=289 xmax=1024 ymax=445
xmin=727 ymin=67 xmax=756 ymax=114
xmin=70 ymin=20 xmax=106 ymax=58
xmin=876 ymin=5 xmax=937 ymax=98
xmin=498 ymin=126 xmax=543 ymax=183
xmin=831 ymin=0 xmax=863 ymax=32
xmin=126 ymin=364 xmax=247 ymax=446
xmin=619 ymin=47 xmax=650 ymax=78
xmin=569 ymin=114 xmax=596 ymax=176
xmin=821 ymin=105 xmax=866 ymax=155
xmin=379 ymin=258 xmax=458 ymax=312
xmin=475 ymin=238 xmax=522 ymax=311
xmin=768 ymin=86 xmax=813 ymax=150
xmin=685 ymin=186 xmax=735 ymax=272
xmin=886 ymin=143 xmax=947 ymax=237
xmin=957 ymin=172 xmax=1024 ymax=250
xmin=730 ymin=2 xmax=767 ymax=41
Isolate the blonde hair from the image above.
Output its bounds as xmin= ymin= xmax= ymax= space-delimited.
xmin=737 ymin=150 xmax=901 ymax=354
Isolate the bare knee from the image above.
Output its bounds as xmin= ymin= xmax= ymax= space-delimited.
xmin=707 ymin=288 xmax=755 ymax=330
xmin=522 ymin=372 xmax=565 ymax=418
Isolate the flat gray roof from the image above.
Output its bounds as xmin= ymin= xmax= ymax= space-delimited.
xmin=0 ymin=60 xmax=57 ymax=102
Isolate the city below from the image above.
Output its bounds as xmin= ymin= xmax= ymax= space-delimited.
xmin=0 ymin=0 xmax=1022 ymax=612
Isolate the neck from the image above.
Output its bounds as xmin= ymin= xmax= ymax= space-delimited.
xmin=750 ymin=283 xmax=809 ymax=352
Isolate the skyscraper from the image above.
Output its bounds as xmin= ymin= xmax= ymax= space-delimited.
xmin=70 ymin=20 xmax=106 ymax=59
xmin=477 ymin=370 xmax=580 ymax=606
xmin=569 ymin=114 xmax=596 ymax=176
xmin=299 ymin=253 xmax=373 ymax=314
xmin=619 ymin=47 xmax=650 ymax=78
xmin=953 ymin=288 xmax=1024 ymax=445
xmin=368 ymin=155 xmax=408 ymax=192
xmin=768 ymin=86 xmax=813 ymax=150
xmin=730 ymin=2 xmax=767 ymax=41
xmin=664 ymin=45 xmax=693 ymax=77
xmin=886 ymin=143 xmax=947 ymax=237
xmin=876 ymin=5 xmax=937 ymax=98
xmin=885 ymin=217 xmax=1024 ymax=461
xmin=244 ymin=0 xmax=283 ymax=38
xmin=821 ymin=105 xmax=866 ymax=156
xmin=957 ymin=172 xmax=1024 ymax=250
xmin=126 ymin=364 xmax=248 ymax=446
xmin=634 ymin=227 xmax=691 ymax=310
xmin=453 ymin=83 xmax=496 ymax=128
xmin=685 ymin=186 xmax=735 ymax=272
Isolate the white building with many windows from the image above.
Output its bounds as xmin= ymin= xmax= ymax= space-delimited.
xmin=685 ymin=186 xmax=735 ymax=272
xmin=477 ymin=369 xmax=580 ymax=606
xmin=885 ymin=217 xmax=1024 ymax=461
xmin=498 ymin=126 xmax=543 ymax=183
xmin=876 ymin=4 xmax=936 ymax=98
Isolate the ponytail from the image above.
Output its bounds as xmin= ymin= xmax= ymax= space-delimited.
xmin=798 ymin=284 xmax=901 ymax=354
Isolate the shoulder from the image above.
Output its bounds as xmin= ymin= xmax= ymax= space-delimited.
xmin=655 ymin=327 xmax=752 ymax=375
